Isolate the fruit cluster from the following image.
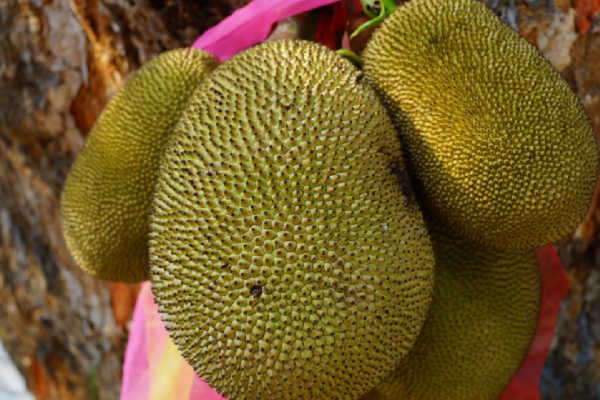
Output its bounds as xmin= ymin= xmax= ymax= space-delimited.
xmin=60 ymin=0 xmax=598 ymax=399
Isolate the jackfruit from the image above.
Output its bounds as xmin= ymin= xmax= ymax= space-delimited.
xmin=149 ymin=40 xmax=435 ymax=400
xmin=363 ymin=0 xmax=599 ymax=250
xmin=362 ymin=224 xmax=541 ymax=400
xmin=61 ymin=48 xmax=218 ymax=282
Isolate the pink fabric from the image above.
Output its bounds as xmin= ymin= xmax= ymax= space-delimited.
xmin=120 ymin=282 xmax=226 ymax=400
xmin=191 ymin=0 xmax=340 ymax=60
xmin=120 ymin=283 xmax=150 ymax=400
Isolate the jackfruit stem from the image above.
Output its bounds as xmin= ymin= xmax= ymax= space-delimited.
xmin=336 ymin=49 xmax=363 ymax=67
xmin=351 ymin=0 xmax=398 ymax=39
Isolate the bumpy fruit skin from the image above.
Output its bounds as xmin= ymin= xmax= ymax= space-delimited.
xmin=364 ymin=0 xmax=599 ymax=250
xmin=60 ymin=48 xmax=218 ymax=282
xmin=149 ymin=40 xmax=435 ymax=400
xmin=362 ymin=224 xmax=541 ymax=400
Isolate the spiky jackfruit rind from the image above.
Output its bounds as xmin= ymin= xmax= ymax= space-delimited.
xmin=363 ymin=225 xmax=541 ymax=400
xmin=60 ymin=48 xmax=218 ymax=282
xmin=149 ymin=40 xmax=435 ymax=400
xmin=364 ymin=0 xmax=599 ymax=250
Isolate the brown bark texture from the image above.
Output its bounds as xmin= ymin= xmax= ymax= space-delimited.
xmin=0 ymin=0 xmax=599 ymax=399
xmin=0 ymin=0 xmax=250 ymax=399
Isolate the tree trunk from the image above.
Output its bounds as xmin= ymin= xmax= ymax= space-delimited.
xmin=0 ymin=1 xmax=249 ymax=399
xmin=0 ymin=0 xmax=599 ymax=399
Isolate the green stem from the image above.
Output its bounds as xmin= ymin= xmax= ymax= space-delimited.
xmin=351 ymin=0 xmax=398 ymax=39
xmin=336 ymin=49 xmax=364 ymax=67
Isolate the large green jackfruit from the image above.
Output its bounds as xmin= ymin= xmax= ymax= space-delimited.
xmin=362 ymin=224 xmax=541 ymax=400
xmin=149 ymin=40 xmax=435 ymax=400
xmin=364 ymin=0 xmax=599 ymax=250
xmin=61 ymin=48 xmax=218 ymax=282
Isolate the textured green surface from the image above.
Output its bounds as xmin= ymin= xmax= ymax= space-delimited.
xmin=364 ymin=0 xmax=598 ymax=250
xmin=61 ymin=48 xmax=218 ymax=282
xmin=149 ymin=40 xmax=434 ymax=400
xmin=363 ymin=224 xmax=541 ymax=400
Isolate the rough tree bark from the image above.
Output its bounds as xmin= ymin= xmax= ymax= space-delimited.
xmin=0 ymin=1 xmax=251 ymax=399
xmin=0 ymin=0 xmax=599 ymax=399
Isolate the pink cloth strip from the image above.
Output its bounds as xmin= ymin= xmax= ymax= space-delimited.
xmin=191 ymin=0 xmax=340 ymax=60
xmin=121 ymin=282 xmax=226 ymax=400
xmin=120 ymin=282 xmax=150 ymax=400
